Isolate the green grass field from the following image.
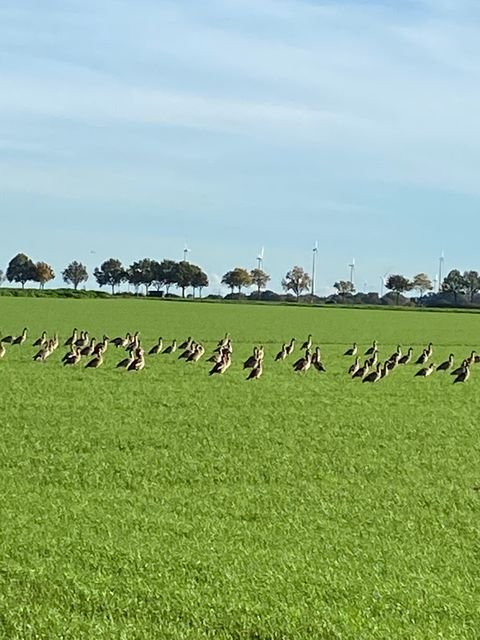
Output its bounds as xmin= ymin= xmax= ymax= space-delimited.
xmin=0 ymin=298 xmax=479 ymax=639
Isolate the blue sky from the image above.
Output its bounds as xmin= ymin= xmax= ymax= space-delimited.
xmin=1 ymin=0 xmax=480 ymax=294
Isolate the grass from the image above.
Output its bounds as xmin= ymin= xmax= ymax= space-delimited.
xmin=0 ymin=298 xmax=479 ymax=639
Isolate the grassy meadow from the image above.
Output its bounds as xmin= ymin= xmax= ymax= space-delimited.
xmin=0 ymin=297 xmax=479 ymax=639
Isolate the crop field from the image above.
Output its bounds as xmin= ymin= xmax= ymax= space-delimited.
xmin=0 ymin=297 xmax=479 ymax=639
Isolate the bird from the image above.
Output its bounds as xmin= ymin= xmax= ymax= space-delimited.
xmin=148 ymin=337 xmax=163 ymax=355
xmin=352 ymin=361 xmax=369 ymax=379
xmin=366 ymin=350 xmax=378 ymax=368
xmin=380 ymin=362 xmax=390 ymax=379
xmin=12 ymin=328 xmax=28 ymax=346
xmin=247 ymin=361 xmax=263 ymax=380
xmin=284 ymin=338 xmax=296 ymax=357
xmin=312 ymin=347 xmax=326 ymax=372
xmin=80 ymin=338 xmax=96 ymax=357
xmin=398 ymin=347 xmax=413 ymax=365
xmin=348 ymin=357 xmax=360 ymax=376
xmin=74 ymin=331 xmax=89 ymax=348
xmin=437 ymin=354 xmax=454 ymax=371
xmin=128 ymin=347 xmax=145 ymax=372
xmin=64 ymin=328 xmax=78 ymax=347
xmin=425 ymin=342 xmax=433 ymax=358
xmin=450 ymin=360 xmax=469 ymax=377
xmin=162 ymin=339 xmax=177 ymax=354
xmin=63 ymin=347 xmax=81 ymax=366
xmin=244 ymin=347 xmax=260 ymax=369
xmin=116 ymin=349 xmax=135 ymax=369
xmin=293 ymin=350 xmax=312 ymax=373
xmin=300 ymin=334 xmax=313 ymax=350
xmin=126 ymin=331 xmax=140 ymax=351
xmin=453 ymin=363 xmax=470 ymax=383
xmin=362 ymin=362 xmax=382 ymax=383
xmin=467 ymin=350 xmax=479 ymax=366
xmin=364 ymin=340 xmax=378 ymax=356
xmin=178 ymin=342 xmax=197 ymax=360
xmin=187 ymin=344 xmax=205 ymax=363
xmin=274 ymin=343 xmax=287 ymax=361
xmin=179 ymin=336 xmax=193 ymax=350
xmin=217 ymin=333 xmax=230 ymax=348
xmin=112 ymin=332 xmax=131 ymax=348
xmin=93 ymin=335 xmax=109 ymax=356
xmin=415 ymin=349 xmax=429 ymax=365
xmin=85 ymin=351 xmax=104 ymax=369
xmin=415 ymin=363 xmax=435 ymax=377
xmin=388 ymin=345 xmax=402 ymax=362
xmin=0 ymin=342 xmax=5 ymax=359
xmin=33 ymin=341 xmax=54 ymax=362
xmin=209 ymin=351 xmax=231 ymax=375
xmin=33 ymin=331 xmax=47 ymax=347
xmin=386 ymin=354 xmax=400 ymax=372
xmin=344 ymin=342 xmax=357 ymax=356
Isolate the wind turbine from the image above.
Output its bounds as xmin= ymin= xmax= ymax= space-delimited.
xmin=438 ymin=251 xmax=445 ymax=292
xmin=256 ymin=246 xmax=264 ymax=270
xmin=311 ymin=241 xmax=318 ymax=296
xmin=380 ymin=269 xmax=390 ymax=297
xmin=348 ymin=257 xmax=355 ymax=287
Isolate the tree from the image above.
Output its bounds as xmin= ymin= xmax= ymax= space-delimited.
xmin=412 ymin=273 xmax=433 ymax=298
xmin=127 ymin=258 xmax=156 ymax=295
xmin=385 ymin=274 xmax=412 ymax=305
xmin=462 ymin=270 xmax=480 ymax=302
xmin=6 ymin=253 xmax=37 ymax=288
xmin=190 ymin=265 xmax=209 ymax=298
xmin=221 ymin=268 xmax=252 ymax=294
xmin=334 ymin=280 xmax=355 ymax=297
xmin=62 ymin=261 xmax=88 ymax=290
xmin=441 ymin=269 xmax=465 ymax=304
xmin=250 ymin=268 xmax=270 ymax=296
xmin=153 ymin=259 xmax=178 ymax=294
xmin=94 ymin=258 xmax=126 ymax=294
xmin=34 ymin=261 xmax=55 ymax=289
xmin=173 ymin=261 xmax=195 ymax=298
xmin=281 ymin=266 xmax=311 ymax=301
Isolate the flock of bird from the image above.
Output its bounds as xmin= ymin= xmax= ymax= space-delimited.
xmin=0 ymin=328 xmax=476 ymax=383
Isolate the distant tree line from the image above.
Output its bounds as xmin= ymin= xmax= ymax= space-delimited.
xmin=3 ymin=253 xmax=480 ymax=309
xmin=2 ymin=253 xmax=209 ymax=298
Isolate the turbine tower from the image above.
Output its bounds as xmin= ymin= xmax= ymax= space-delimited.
xmin=311 ymin=241 xmax=318 ymax=296
xmin=256 ymin=247 xmax=264 ymax=270
xmin=438 ymin=251 xmax=445 ymax=292
xmin=183 ymin=244 xmax=190 ymax=262
xmin=348 ymin=257 xmax=355 ymax=288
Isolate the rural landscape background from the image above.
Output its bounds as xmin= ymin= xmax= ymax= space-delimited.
xmin=2 ymin=0 xmax=480 ymax=637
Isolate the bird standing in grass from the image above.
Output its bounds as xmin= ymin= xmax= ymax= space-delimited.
xmin=85 ymin=351 xmax=104 ymax=369
xmin=209 ymin=351 xmax=231 ymax=376
xmin=247 ymin=361 xmax=263 ymax=380
xmin=437 ymin=354 xmax=454 ymax=371
xmin=293 ymin=350 xmax=312 ymax=373
xmin=362 ymin=362 xmax=382 ymax=383
xmin=398 ymin=347 xmax=413 ymax=365
xmin=348 ymin=357 xmax=360 ymax=376
xmin=148 ymin=337 xmax=163 ymax=355
xmin=344 ymin=342 xmax=357 ymax=356
xmin=300 ymin=334 xmax=312 ymax=350
xmin=415 ymin=363 xmax=435 ymax=377
xmin=162 ymin=339 xmax=177 ymax=354
xmin=453 ymin=363 xmax=470 ymax=383
xmin=365 ymin=340 xmax=378 ymax=356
